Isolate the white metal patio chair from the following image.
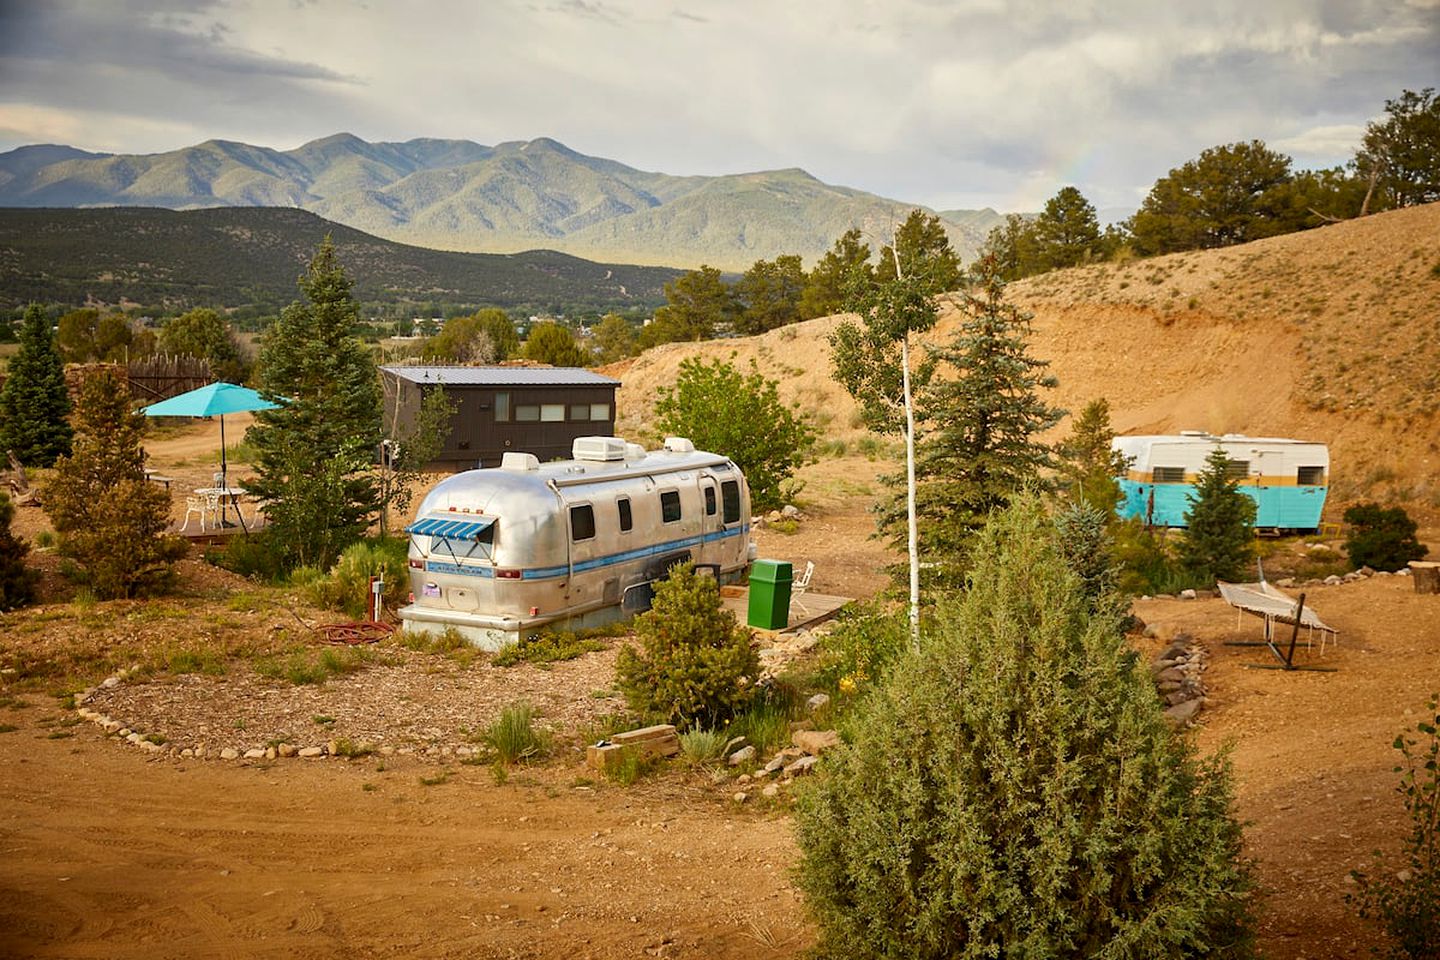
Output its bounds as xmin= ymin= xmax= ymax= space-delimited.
xmin=181 ymin=495 xmax=209 ymax=532
xmin=791 ymin=561 xmax=815 ymax=615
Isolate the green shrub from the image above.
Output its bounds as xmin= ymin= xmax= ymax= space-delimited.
xmin=482 ymin=702 xmax=551 ymax=765
xmin=491 ymin=627 xmax=611 ymax=667
xmin=678 ymin=727 xmax=728 ymax=765
xmin=814 ymin=602 xmax=909 ymax=697
xmin=0 ymin=492 xmax=38 ymax=611
xmin=1112 ymin=519 xmax=1202 ymax=595
xmin=795 ymin=494 xmax=1253 ymax=959
xmin=727 ymin=699 xmax=794 ymax=757
xmin=616 ymin=563 xmax=759 ymax=729
xmin=601 ymin=745 xmax=657 ymax=785
xmin=1344 ymin=502 xmax=1427 ymax=572
xmin=256 ymin=645 xmax=376 ymax=685
xmin=303 ymin=537 xmax=408 ymax=617
xmin=1351 ymin=693 xmax=1440 ymax=958
xmin=217 ymin=530 xmax=289 ymax=582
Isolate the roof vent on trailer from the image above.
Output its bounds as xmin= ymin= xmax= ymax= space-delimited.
xmin=572 ymin=436 xmax=627 ymax=462
xmin=624 ymin=442 xmax=647 ymax=461
xmin=663 ymin=437 xmax=695 ymax=453
xmin=501 ymin=452 xmax=540 ymax=471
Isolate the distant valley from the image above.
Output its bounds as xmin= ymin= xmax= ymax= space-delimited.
xmin=0 ymin=134 xmax=1005 ymax=270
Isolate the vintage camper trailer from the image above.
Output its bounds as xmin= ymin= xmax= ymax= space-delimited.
xmin=398 ymin=436 xmax=754 ymax=648
xmin=1113 ymin=432 xmax=1329 ymax=533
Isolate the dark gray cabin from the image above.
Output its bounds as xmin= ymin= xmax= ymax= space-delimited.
xmin=381 ymin=366 xmax=620 ymax=471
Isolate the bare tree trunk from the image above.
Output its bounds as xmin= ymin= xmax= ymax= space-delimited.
xmin=1360 ymin=166 xmax=1379 ymax=217
xmin=901 ymin=333 xmax=920 ymax=650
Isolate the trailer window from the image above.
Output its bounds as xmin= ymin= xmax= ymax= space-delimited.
xmin=515 ymin=405 xmax=539 ymax=422
xmin=618 ymin=497 xmax=633 ymax=532
xmin=1153 ymin=466 xmax=1185 ymax=484
xmin=721 ymin=480 xmax=740 ymax=523
xmin=589 ymin=403 xmax=610 ymax=421
xmin=1225 ymin=459 xmax=1250 ymax=480
xmin=1297 ymin=466 xmax=1325 ymax=485
xmin=570 ymin=504 xmax=596 ymax=542
xmin=432 ymin=523 xmax=494 ymax=561
xmin=704 ymin=486 xmax=716 ymax=516
xmin=660 ymin=490 xmax=682 ymax=523
xmin=494 ymin=391 xmax=510 ymax=422
xmin=541 ymin=404 xmax=565 ymax=422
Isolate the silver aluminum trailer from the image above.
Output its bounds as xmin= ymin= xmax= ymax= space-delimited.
xmin=398 ymin=436 xmax=755 ymax=648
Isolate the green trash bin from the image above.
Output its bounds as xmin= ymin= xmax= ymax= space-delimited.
xmin=747 ymin=559 xmax=793 ymax=630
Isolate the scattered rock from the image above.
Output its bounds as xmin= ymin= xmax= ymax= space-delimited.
xmin=1324 ymin=575 xmax=1343 ymax=586
xmin=1277 ymin=577 xmax=1297 ymax=587
xmin=732 ymin=792 xmax=748 ymax=804
xmin=793 ymin=729 xmax=841 ymax=756
xmin=736 ymin=773 xmax=752 ymax=785
xmin=278 ymin=743 xmax=298 ymax=758
xmin=264 ymin=746 xmax=278 ymax=761
xmin=298 ymin=746 xmax=325 ymax=758
xmin=1179 ymin=588 xmax=1197 ymax=600
xmin=727 ymin=745 xmax=756 ymax=766
xmin=101 ymin=676 xmax=120 ymax=689
xmin=1155 ymin=667 xmax=1185 ymax=684
xmin=220 ymin=748 xmax=240 ymax=760
xmin=781 ymin=505 xmax=801 ymax=519
xmin=1164 ymin=699 xmax=1203 ymax=726
xmin=805 ymin=693 xmax=831 ymax=714
xmin=243 ymin=748 xmax=264 ymax=760
xmin=722 ymin=736 xmax=748 ymax=758
xmin=1358 ymin=565 xmax=1375 ymax=576
xmin=1160 ymin=641 xmax=1190 ymax=661
xmin=784 ymin=755 xmax=820 ymax=777
xmin=761 ymin=783 xmax=780 ymax=799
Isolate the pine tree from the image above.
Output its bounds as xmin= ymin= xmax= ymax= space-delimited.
xmin=1178 ymin=446 xmax=1256 ymax=584
xmin=0 ymin=491 xmax=38 ymax=611
xmin=796 ymin=494 xmax=1254 ymax=959
xmin=800 ymin=228 xmax=873 ymax=319
xmin=1035 ymin=186 xmax=1102 ymax=269
xmin=0 ymin=304 xmax=72 ymax=467
xmin=244 ymin=237 xmax=382 ymax=571
xmin=895 ymin=253 xmax=1063 ymax=587
xmin=1057 ymin=397 xmax=1131 ymax=517
xmin=43 ymin=368 xmax=184 ymax=598
xmin=874 ymin=209 xmax=961 ymax=293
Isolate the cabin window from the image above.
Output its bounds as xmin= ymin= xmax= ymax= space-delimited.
xmin=704 ymin=486 xmax=717 ymax=516
xmin=1225 ymin=459 xmax=1250 ymax=480
xmin=570 ymin=504 xmax=596 ymax=542
xmin=1297 ymin=466 xmax=1325 ymax=485
xmin=541 ymin=404 xmax=565 ymax=422
xmin=515 ymin=405 xmax=539 ymax=422
xmin=1152 ymin=466 xmax=1185 ymax=483
xmin=569 ymin=404 xmax=590 ymax=420
xmin=589 ymin=403 xmax=610 ymax=421
xmin=495 ymin=391 xmax=510 ymax=422
xmin=618 ymin=497 xmax=633 ymax=532
xmin=660 ymin=490 xmax=682 ymax=523
xmin=721 ymin=480 xmax=741 ymax=523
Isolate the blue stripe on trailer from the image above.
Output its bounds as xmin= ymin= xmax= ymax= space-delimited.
xmin=424 ymin=524 xmax=750 ymax=580
xmin=1117 ymin=480 xmax=1326 ymax=530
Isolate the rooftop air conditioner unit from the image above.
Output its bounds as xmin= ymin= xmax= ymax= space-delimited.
xmin=663 ymin=437 xmax=696 ymax=453
xmin=572 ymin=436 xmax=627 ymax=462
xmin=501 ymin=452 xmax=540 ymax=471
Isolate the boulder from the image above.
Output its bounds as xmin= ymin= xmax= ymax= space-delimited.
xmin=784 ymin=755 xmax=820 ymax=777
xmin=1164 ymin=699 xmax=1203 ymax=726
xmin=727 ymin=745 xmax=756 ymax=766
xmin=1179 ymin=589 xmax=1197 ymax=600
xmin=1159 ymin=642 xmax=1190 ymax=662
xmin=793 ymin=729 xmax=841 ymax=756
xmin=1155 ymin=667 xmax=1185 ymax=684
xmin=220 ymin=747 xmax=240 ymax=760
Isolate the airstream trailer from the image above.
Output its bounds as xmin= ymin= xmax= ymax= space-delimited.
xmin=398 ymin=436 xmax=755 ymax=648
xmin=1113 ymin=432 xmax=1329 ymax=533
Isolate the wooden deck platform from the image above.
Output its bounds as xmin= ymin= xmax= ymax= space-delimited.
xmin=720 ymin=586 xmax=853 ymax=633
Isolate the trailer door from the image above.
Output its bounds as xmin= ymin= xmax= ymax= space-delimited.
xmin=699 ymin=476 xmax=722 ymax=562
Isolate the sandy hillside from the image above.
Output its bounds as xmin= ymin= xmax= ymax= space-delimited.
xmin=610 ymin=202 xmax=1440 ymax=514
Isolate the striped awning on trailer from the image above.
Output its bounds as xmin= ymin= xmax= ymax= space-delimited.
xmin=405 ymin=515 xmax=495 ymax=540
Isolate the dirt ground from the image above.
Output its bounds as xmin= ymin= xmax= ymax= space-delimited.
xmin=3 ymin=380 xmax=1439 ymax=955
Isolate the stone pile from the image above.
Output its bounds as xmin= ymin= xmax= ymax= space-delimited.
xmin=729 ymin=694 xmax=839 ymax=803
xmin=751 ymin=504 xmax=806 ymax=529
xmin=1149 ymin=632 xmax=1208 ymax=728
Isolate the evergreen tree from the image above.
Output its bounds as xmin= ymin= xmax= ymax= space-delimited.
xmin=1057 ymin=397 xmax=1130 ymax=517
xmin=43 ymin=368 xmax=184 ymax=598
xmin=981 ymin=213 xmax=1045 ymax=281
xmin=244 ymin=237 xmax=382 ymax=571
xmin=157 ymin=307 xmax=247 ymax=382
xmin=423 ymin=308 xmax=519 ymax=363
xmin=800 ymin=229 xmax=873 ymax=319
xmin=733 ymin=254 xmax=805 ymax=335
xmin=591 ymin=313 xmax=637 ymax=364
xmin=0 ymin=304 xmax=72 ymax=468
xmin=896 ymin=253 xmax=1063 ymax=587
xmin=0 ymin=491 xmax=38 ymax=611
xmin=639 ymin=266 xmax=738 ymax=348
xmin=1035 ymin=186 xmax=1102 ymax=268
xmin=1354 ymin=87 xmax=1440 ymax=209
xmin=795 ymin=494 xmax=1254 ymax=960
xmin=1178 ymin=446 xmax=1256 ymax=584
xmin=1343 ymin=502 xmax=1427 ymax=572
xmin=874 ymin=209 xmax=962 ymax=293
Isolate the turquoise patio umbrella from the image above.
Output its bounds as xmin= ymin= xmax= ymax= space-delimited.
xmin=141 ymin=382 xmax=283 ymax=492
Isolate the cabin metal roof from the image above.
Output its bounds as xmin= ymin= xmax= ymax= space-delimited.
xmin=380 ymin=366 xmax=620 ymax=388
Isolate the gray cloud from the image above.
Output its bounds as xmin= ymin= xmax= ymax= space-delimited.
xmin=0 ymin=0 xmax=1434 ymax=212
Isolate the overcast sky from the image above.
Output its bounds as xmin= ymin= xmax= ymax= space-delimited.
xmin=0 ymin=0 xmax=1436 ymax=213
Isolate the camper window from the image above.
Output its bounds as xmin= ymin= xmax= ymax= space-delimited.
xmin=704 ymin=486 xmax=717 ymax=516
xmin=495 ymin=392 xmax=510 ymax=422
xmin=570 ymin=504 xmax=596 ymax=542
xmin=660 ymin=490 xmax=682 ymax=523
xmin=618 ymin=497 xmax=633 ymax=532
xmin=589 ymin=403 xmax=610 ymax=421
xmin=433 ymin=524 xmax=494 ymax=561
xmin=1225 ymin=460 xmax=1250 ymax=480
xmin=721 ymin=480 xmax=740 ymax=523
xmin=1297 ymin=466 xmax=1324 ymax=485
xmin=1153 ymin=466 xmax=1185 ymax=483
xmin=541 ymin=404 xmax=565 ymax=422
xmin=515 ymin=405 xmax=539 ymax=422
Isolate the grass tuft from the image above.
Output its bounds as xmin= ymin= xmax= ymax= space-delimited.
xmin=481 ymin=702 xmax=551 ymax=765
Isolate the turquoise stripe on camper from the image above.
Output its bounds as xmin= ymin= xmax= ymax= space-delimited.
xmin=1117 ymin=480 xmax=1326 ymax=530
xmin=406 ymin=515 xmax=496 ymax=540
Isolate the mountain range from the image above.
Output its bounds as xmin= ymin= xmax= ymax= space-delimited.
xmin=0 ymin=134 xmax=1004 ymax=270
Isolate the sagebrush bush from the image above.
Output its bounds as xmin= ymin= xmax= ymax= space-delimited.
xmin=0 ymin=492 xmax=38 ymax=611
xmin=303 ymin=537 xmax=408 ymax=617
xmin=1344 ymin=502 xmax=1427 ymax=572
xmin=1351 ymin=693 xmax=1440 ymax=959
xmin=616 ymin=563 xmax=759 ymax=729
xmin=678 ymin=727 xmax=728 ymax=765
xmin=795 ymin=494 xmax=1254 ymax=959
